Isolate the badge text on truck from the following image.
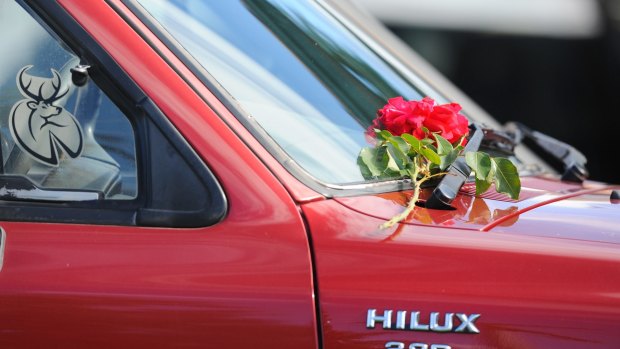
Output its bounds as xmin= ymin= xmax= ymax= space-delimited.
xmin=366 ymin=309 xmax=481 ymax=349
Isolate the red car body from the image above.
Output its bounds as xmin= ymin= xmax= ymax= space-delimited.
xmin=0 ymin=1 xmax=619 ymax=348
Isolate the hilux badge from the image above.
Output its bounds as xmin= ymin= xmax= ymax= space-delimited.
xmin=366 ymin=309 xmax=481 ymax=334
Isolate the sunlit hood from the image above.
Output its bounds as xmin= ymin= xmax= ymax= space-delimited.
xmin=335 ymin=177 xmax=620 ymax=244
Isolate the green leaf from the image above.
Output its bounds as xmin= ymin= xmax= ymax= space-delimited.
xmin=357 ymin=157 xmax=373 ymax=179
xmin=465 ymin=151 xmax=492 ymax=180
xmin=401 ymin=133 xmax=422 ymax=153
xmin=440 ymin=148 xmax=460 ymax=171
xmin=434 ymin=133 xmax=453 ymax=155
xmin=388 ymin=136 xmax=410 ymax=154
xmin=405 ymin=160 xmax=418 ymax=179
xmin=383 ymin=168 xmax=402 ymax=179
xmin=475 ymin=177 xmax=492 ymax=196
xmin=420 ymin=147 xmax=441 ymax=165
xmin=475 ymin=164 xmax=495 ymax=195
xmin=386 ymin=142 xmax=410 ymax=171
xmin=491 ymin=157 xmax=521 ymax=200
xmin=376 ymin=130 xmax=393 ymax=141
xmin=357 ymin=147 xmax=385 ymax=178
xmin=421 ymin=138 xmax=434 ymax=146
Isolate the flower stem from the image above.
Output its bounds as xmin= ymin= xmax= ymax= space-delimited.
xmin=380 ymin=179 xmax=422 ymax=229
xmin=379 ymin=168 xmax=448 ymax=229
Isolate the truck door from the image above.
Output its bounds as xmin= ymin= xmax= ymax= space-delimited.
xmin=0 ymin=1 xmax=318 ymax=347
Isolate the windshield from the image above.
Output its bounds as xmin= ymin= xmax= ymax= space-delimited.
xmin=136 ymin=0 xmax=452 ymax=184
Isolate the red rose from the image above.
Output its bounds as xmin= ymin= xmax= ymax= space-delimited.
xmin=424 ymin=102 xmax=469 ymax=143
xmin=367 ymin=96 xmax=469 ymax=144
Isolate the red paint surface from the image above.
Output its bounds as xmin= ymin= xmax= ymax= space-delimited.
xmin=336 ymin=177 xmax=620 ymax=242
xmin=0 ymin=1 xmax=318 ymax=348
xmin=302 ymin=198 xmax=620 ymax=349
xmin=1 ymin=1 xmax=619 ymax=348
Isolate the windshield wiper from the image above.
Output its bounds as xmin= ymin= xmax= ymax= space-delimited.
xmin=504 ymin=122 xmax=588 ymax=183
xmin=425 ymin=123 xmax=484 ymax=210
xmin=425 ymin=122 xmax=589 ymax=210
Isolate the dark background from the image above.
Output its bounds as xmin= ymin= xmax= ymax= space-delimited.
xmin=382 ymin=0 xmax=620 ymax=182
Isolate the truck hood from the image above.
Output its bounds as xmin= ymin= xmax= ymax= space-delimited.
xmin=334 ymin=176 xmax=620 ymax=244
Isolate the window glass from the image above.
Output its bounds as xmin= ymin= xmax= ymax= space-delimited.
xmin=0 ymin=0 xmax=137 ymax=199
xmin=136 ymin=0 xmax=427 ymax=184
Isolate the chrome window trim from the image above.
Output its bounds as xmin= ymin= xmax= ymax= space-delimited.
xmin=0 ymin=186 xmax=101 ymax=202
xmin=117 ymin=0 xmax=509 ymax=197
xmin=117 ymin=0 xmax=426 ymax=197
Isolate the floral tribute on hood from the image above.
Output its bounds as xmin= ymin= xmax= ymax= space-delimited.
xmin=359 ymin=96 xmax=521 ymax=228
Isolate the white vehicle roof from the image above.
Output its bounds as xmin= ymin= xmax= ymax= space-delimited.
xmin=351 ymin=0 xmax=602 ymax=38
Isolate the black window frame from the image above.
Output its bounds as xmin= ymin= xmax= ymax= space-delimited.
xmin=0 ymin=0 xmax=227 ymax=228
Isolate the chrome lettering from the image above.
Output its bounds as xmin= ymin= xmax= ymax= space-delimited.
xmin=386 ymin=342 xmax=405 ymax=349
xmin=383 ymin=343 xmax=450 ymax=349
xmin=454 ymin=313 xmax=480 ymax=334
xmin=367 ymin=309 xmax=393 ymax=329
xmin=367 ymin=308 xmax=480 ymax=334
xmin=409 ymin=311 xmax=429 ymax=331
xmin=429 ymin=312 xmax=453 ymax=332
xmin=395 ymin=311 xmax=407 ymax=330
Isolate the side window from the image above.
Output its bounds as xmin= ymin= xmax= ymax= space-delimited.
xmin=0 ymin=0 xmax=137 ymax=200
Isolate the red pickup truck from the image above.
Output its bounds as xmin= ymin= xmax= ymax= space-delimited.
xmin=0 ymin=0 xmax=618 ymax=348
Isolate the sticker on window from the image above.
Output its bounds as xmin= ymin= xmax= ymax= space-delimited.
xmin=9 ymin=65 xmax=83 ymax=166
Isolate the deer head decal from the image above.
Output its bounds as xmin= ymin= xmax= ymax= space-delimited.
xmin=9 ymin=65 xmax=83 ymax=166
